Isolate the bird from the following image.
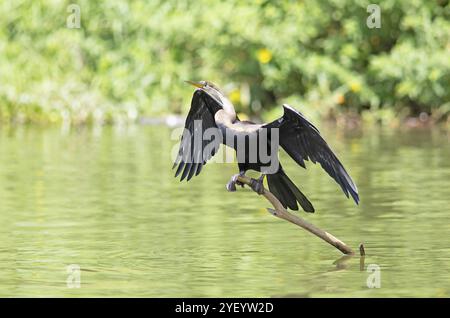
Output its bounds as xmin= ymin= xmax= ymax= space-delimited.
xmin=173 ymin=80 xmax=359 ymax=212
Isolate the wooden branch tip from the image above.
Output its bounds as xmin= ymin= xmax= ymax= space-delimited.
xmin=359 ymin=243 xmax=366 ymax=257
xmin=235 ymin=175 xmax=355 ymax=255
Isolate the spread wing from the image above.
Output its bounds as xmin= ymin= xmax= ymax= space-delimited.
xmin=264 ymin=104 xmax=359 ymax=204
xmin=173 ymin=89 xmax=222 ymax=181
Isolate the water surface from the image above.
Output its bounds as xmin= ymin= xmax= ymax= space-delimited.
xmin=0 ymin=125 xmax=449 ymax=297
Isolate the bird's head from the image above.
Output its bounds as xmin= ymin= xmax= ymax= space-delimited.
xmin=185 ymin=80 xmax=226 ymax=107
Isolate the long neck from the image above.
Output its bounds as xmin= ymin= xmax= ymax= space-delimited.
xmin=219 ymin=95 xmax=237 ymax=121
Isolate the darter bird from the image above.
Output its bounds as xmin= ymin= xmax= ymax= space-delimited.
xmin=173 ymin=81 xmax=359 ymax=212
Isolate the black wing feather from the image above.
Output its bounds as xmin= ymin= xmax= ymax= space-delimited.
xmin=173 ymin=90 xmax=221 ymax=181
xmin=264 ymin=104 xmax=359 ymax=204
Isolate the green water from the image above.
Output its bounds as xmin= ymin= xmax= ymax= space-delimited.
xmin=0 ymin=125 xmax=449 ymax=297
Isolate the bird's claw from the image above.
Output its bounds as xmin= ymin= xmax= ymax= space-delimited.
xmin=250 ymin=178 xmax=265 ymax=195
xmin=226 ymin=174 xmax=244 ymax=192
xmin=226 ymin=180 xmax=236 ymax=192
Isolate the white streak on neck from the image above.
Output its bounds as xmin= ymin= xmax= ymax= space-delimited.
xmin=219 ymin=95 xmax=236 ymax=121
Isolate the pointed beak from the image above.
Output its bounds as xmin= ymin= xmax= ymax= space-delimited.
xmin=185 ymin=80 xmax=203 ymax=88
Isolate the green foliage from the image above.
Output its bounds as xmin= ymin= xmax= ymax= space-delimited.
xmin=0 ymin=0 xmax=449 ymax=124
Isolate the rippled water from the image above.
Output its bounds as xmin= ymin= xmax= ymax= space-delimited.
xmin=0 ymin=124 xmax=449 ymax=297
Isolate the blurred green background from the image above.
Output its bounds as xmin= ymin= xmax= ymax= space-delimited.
xmin=1 ymin=0 xmax=449 ymax=126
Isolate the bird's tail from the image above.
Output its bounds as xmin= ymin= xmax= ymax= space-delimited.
xmin=267 ymin=169 xmax=314 ymax=213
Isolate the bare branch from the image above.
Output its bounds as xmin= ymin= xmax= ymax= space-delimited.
xmin=235 ymin=175 xmax=355 ymax=255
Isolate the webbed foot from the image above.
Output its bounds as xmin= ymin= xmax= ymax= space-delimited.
xmin=250 ymin=175 xmax=265 ymax=195
xmin=226 ymin=172 xmax=245 ymax=192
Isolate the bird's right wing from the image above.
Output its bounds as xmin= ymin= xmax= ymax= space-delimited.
xmin=264 ymin=104 xmax=359 ymax=204
xmin=173 ymin=89 xmax=222 ymax=181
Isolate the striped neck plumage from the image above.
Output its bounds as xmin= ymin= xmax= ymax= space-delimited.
xmin=219 ymin=94 xmax=236 ymax=120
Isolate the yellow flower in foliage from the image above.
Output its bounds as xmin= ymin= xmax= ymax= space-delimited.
xmin=350 ymin=82 xmax=361 ymax=93
xmin=229 ymin=89 xmax=241 ymax=104
xmin=257 ymin=48 xmax=273 ymax=64
xmin=336 ymin=94 xmax=345 ymax=105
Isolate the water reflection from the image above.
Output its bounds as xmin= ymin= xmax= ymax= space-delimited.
xmin=0 ymin=125 xmax=449 ymax=297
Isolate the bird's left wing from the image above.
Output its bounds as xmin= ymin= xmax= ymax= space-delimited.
xmin=263 ymin=104 xmax=359 ymax=204
xmin=173 ymin=89 xmax=222 ymax=181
